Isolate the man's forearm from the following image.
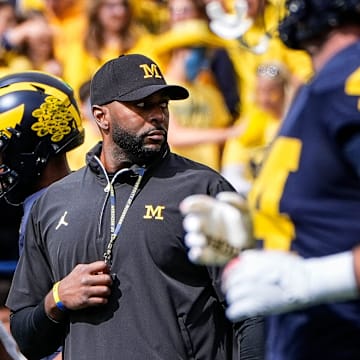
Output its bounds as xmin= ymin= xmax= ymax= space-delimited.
xmin=10 ymin=300 xmax=67 ymax=359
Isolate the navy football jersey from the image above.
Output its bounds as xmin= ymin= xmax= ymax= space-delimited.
xmin=248 ymin=42 xmax=360 ymax=359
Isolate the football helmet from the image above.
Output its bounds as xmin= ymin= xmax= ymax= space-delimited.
xmin=279 ymin=0 xmax=360 ymax=49
xmin=0 ymin=71 xmax=84 ymax=204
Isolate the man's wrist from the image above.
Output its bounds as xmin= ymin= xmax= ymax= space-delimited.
xmin=44 ymin=284 xmax=67 ymax=323
xmin=52 ymin=281 xmax=67 ymax=312
xmin=306 ymin=251 xmax=358 ymax=304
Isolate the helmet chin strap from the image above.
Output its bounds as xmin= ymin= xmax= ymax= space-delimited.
xmin=3 ymin=195 xmax=23 ymax=207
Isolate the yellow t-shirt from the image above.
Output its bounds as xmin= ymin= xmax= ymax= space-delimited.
xmin=221 ymin=106 xmax=281 ymax=179
xmin=17 ymin=0 xmax=45 ymax=11
xmin=223 ymin=4 xmax=313 ymax=115
xmin=169 ymin=80 xmax=231 ymax=171
xmin=62 ymin=30 xmax=156 ymax=96
xmin=45 ymin=0 xmax=87 ymax=70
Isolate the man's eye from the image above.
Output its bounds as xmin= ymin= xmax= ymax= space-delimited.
xmin=134 ymin=100 xmax=169 ymax=109
xmin=160 ymin=101 xmax=169 ymax=109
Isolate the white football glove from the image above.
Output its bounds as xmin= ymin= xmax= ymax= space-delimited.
xmin=179 ymin=192 xmax=253 ymax=265
xmin=222 ymin=250 xmax=359 ymax=321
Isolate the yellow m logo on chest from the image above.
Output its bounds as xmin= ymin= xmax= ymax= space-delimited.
xmin=143 ymin=205 xmax=165 ymax=220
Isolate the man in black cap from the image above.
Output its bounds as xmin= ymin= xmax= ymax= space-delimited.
xmin=6 ymin=54 xmax=262 ymax=359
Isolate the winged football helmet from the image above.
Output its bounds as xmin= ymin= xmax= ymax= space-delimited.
xmin=279 ymin=0 xmax=360 ymax=49
xmin=0 ymin=71 xmax=84 ymax=204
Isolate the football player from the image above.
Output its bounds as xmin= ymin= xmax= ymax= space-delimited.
xmin=180 ymin=0 xmax=360 ymax=359
xmin=0 ymin=71 xmax=84 ymax=360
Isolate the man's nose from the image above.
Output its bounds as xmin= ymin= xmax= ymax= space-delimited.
xmin=148 ymin=106 xmax=166 ymax=124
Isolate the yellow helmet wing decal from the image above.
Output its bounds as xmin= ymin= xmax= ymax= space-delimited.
xmin=0 ymin=105 xmax=25 ymax=139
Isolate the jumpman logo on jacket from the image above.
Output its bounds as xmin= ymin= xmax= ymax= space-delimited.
xmin=55 ymin=211 xmax=69 ymax=230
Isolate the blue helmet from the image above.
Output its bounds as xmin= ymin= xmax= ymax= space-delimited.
xmin=0 ymin=71 xmax=84 ymax=204
xmin=279 ymin=0 xmax=360 ymax=49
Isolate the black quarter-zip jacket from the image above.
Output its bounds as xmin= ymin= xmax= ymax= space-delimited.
xmin=7 ymin=143 xmax=236 ymax=360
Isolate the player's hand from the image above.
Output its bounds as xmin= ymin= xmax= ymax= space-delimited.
xmin=52 ymin=261 xmax=113 ymax=311
xmin=179 ymin=191 xmax=253 ymax=265
xmin=222 ymin=250 xmax=358 ymax=321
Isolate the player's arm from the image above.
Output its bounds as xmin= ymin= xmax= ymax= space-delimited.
xmin=180 ymin=191 xmax=266 ymax=359
xmin=179 ymin=191 xmax=253 ymax=265
xmin=180 ymin=192 xmax=360 ymax=320
xmin=221 ymin=247 xmax=360 ymax=321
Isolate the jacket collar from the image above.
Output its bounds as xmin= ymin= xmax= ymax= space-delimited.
xmin=86 ymin=141 xmax=170 ymax=179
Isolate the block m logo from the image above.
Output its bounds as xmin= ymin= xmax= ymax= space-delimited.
xmin=143 ymin=205 xmax=165 ymax=220
xmin=139 ymin=64 xmax=162 ymax=79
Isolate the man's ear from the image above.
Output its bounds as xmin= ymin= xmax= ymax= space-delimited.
xmin=92 ymin=105 xmax=109 ymax=130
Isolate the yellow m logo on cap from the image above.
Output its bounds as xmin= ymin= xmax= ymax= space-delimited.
xmin=139 ymin=64 xmax=162 ymax=79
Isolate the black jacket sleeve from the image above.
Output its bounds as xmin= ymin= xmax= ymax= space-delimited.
xmin=10 ymin=300 xmax=67 ymax=360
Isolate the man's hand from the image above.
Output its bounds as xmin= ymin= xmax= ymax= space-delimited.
xmin=179 ymin=192 xmax=253 ymax=265
xmin=45 ymin=261 xmax=113 ymax=321
xmin=222 ymin=250 xmax=358 ymax=321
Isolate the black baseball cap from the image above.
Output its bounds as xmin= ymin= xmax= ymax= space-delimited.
xmin=90 ymin=54 xmax=189 ymax=105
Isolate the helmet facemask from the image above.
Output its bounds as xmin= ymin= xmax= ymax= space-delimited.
xmin=0 ymin=164 xmax=19 ymax=202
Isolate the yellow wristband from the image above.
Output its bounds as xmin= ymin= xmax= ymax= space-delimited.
xmin=52 ymin=281 xmax=67 ymax=312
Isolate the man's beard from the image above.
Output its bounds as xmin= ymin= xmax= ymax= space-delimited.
xmin=112 ymin=123 xmax=167 ymax=165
